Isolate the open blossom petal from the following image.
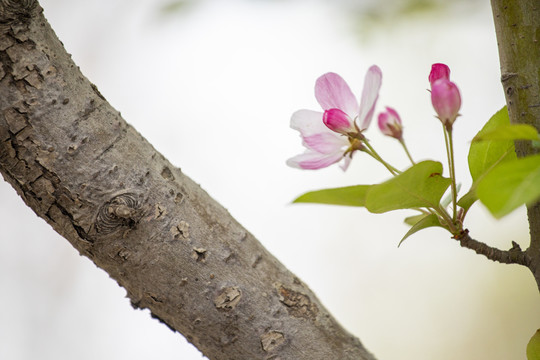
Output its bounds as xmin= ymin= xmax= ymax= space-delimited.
xmin=323 ymin=108 xmax=355 ymax=134
xmin=288 ymin=109 xmax=350 ymax=170
xmin=286 ymin=151 xmax=345 ymax=170
xmin=339 ymin=155 xmax=352 ymax=171
xmin=357 ymin=65 xmax=382 ymax=129
xmin=429 ymin=63 xmax=450 ymax=85
xmin=315 ymin=72 xmax=359 ymax=117
xmin=290 ymin=109 xmax=349 ymax=153
xmin=303 ymin=132 xmax=348 ymax=153
xmin=290 ymin=109 xmax=328 ymax=137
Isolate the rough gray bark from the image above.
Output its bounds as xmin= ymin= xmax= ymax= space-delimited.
xmin=490 ymin=0 xmax=540 ymax=291
xmin=0 ymin=1 xmax=375 ymax=359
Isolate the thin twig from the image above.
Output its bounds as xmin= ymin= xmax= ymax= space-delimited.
xmin=454 ymin=229 xmax=530 ymax=266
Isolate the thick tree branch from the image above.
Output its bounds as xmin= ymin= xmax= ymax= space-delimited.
xmin=0 ymin=1 xmax=375 ymax=359
xmin=490 ymin=0 xmax=540 ymax=290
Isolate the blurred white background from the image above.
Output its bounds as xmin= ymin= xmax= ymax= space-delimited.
xmin=1 ymin=0 xmax=539 ymax=359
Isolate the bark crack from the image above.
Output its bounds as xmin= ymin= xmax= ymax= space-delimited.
xmin=94 ymin=129 xmax=127 ymax=160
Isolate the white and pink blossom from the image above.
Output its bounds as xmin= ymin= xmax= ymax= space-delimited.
xmin=287 ymin=66 xmax=382 ymax=170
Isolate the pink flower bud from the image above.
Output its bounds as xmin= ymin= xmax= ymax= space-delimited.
xmin=323 ymin=108 xmax=356 ymax=134
xmin=431 ymin=78 xmax=461 ymax=128
xmin=429 ymin=63 xmax=450 ymax=85
xmin=377 ymin=107 xmax=403 ymax=140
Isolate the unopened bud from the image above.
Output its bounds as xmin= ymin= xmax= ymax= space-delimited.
xmin=377 ymin=107 xmax=403 ymax=140
xmin=431 ymin=78 xmax=461 ymax=128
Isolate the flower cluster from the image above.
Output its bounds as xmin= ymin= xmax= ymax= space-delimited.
xmin=288 ymin=63 xmax=462 ymax=171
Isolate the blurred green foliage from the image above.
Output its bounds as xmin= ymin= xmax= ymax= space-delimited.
xmin=159 ymin=0 xmax=195 ymax=15
xmin=157 ymin=0 xmax=484 ymax=41
xmin=349 ymin=0 xmax=484 ymax=37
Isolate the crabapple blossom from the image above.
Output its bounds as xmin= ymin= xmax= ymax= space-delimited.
xmin=377 ymin=107 xmax=403 ymax=140
xmin=429 ymin=63 xmax=461 ymax=128
xmin=286 ymin=109 xmax=353 ymax=170
xmin=287 ymin=66 xmax=382 ymax=170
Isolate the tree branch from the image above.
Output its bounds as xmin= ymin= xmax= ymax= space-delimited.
xmin=490 ymin=0 xmax=540 ymax=290
xmin=454 ymin=230 xmax=530 ymax=266
xmin=0 ymin=1 xmax=375 ymax=359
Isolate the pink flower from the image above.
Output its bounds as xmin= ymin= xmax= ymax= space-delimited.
xmin=286 ymin=109 xmax=353 ymax=170
xmin=377 ymin=107 xmax=403 ymax=140
xmin=287 ymin=66 xmax=382 ymax=170
xmin=429 ymin=63 xmax=461 ymax=128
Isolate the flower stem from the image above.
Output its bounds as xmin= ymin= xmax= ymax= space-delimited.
xmin=363 ymin=141 xmax=401 ymax=175
xmin=443 ymin=125 xmax=458 ymax=223
xmin=448 ymin=130 xmax=458 ymax=222
xmin=435 ymin=204 xmax=458 ymax=234
xmin=399 ymin=139 xmax=415 ymax=165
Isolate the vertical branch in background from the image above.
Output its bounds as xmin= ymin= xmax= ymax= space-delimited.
xmin=490 ymin=0 xmax=540 ymax=288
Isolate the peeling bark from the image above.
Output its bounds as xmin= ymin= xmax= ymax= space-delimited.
xmin=0 ymin=1 xmax=375 ymax=359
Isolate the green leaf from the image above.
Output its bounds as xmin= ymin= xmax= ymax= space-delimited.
xmin=457 ymin=189 xmax=478 ymax=211
xmin=293 ymin=185 xmax=371 ymax=207
xmin=462 ymin=107 xmax=519 ymax=213
xmin=399 ymin=214 xmax=445 ymax=247
xmin=468 ymin=106 xmax=517 ymax=183
xmin=477 ymin=154 xmax=540 ymax=218
xmin=527 ymin=329 xmax=540 ymax=360
xmin=473 ymin=124 xmax=539 ymax=142
xmin=404 ymin=214 xmax=427 ymax=226
xmin=365 ymin=161 xmax=451 ymax=213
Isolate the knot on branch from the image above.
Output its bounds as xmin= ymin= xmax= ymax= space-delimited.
xmin=94 ymin=192 xmax=143 ymax=235
xmin=0 ymin=0 xmax=38 ymax=25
